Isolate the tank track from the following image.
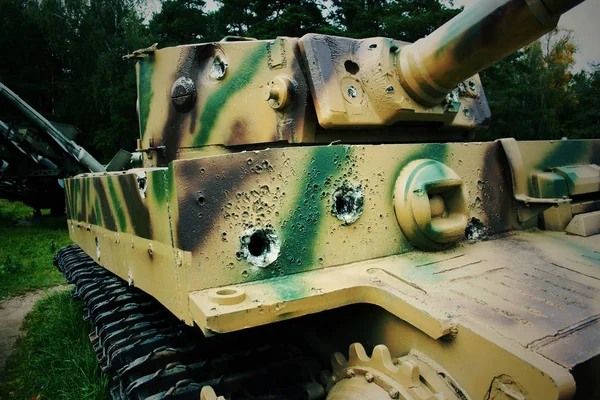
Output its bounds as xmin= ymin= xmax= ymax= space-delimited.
xmin=55 ymin=245 xmax=326 ymax=400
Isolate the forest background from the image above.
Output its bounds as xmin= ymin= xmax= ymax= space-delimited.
xmin=1 ymin=0 xmax=599 ymax=163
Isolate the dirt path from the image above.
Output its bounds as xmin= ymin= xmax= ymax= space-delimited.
xmin=0 ymin=286 xmax=71 ymax=376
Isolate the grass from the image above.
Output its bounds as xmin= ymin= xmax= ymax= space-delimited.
xmin=0 ymin=290 xmax=109 ymax=400
xmin=0 ymin=200 xmax=36 ymax=221
xmin=0 ymin=199 xmax=72 ymax=300
xmin=0 ymin=199 xmax=107 ymax=399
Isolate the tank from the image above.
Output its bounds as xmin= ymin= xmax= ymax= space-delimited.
xmin=54 ymin=0 xmax=600 ymax=399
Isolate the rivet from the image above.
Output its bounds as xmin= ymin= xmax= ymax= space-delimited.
xmin=365 ymin=372 xmax=374 ymax=382
xmin=170 ymin=76 xmax=196 ymax=112
xmin=266 ymin=76 xmax=294 ymax=110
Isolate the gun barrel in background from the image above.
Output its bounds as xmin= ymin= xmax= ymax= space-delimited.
xmin=0 ymin=82 xmax=105 ymax=173
xmin=398 ymin=0 xmax=585 ymax=106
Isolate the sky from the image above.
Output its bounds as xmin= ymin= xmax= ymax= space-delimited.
xmin=147 ymin=0 xmax=599 ymax=72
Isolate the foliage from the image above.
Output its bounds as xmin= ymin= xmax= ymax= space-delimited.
xmin=383 ymin=0 xmax=460 ymax=41
xmin=0 ymin=199 xmax=35 ymax=222
xmin=480 ymin=29 xmax=594 ymax=140
xmin=329 ymin=0 xmax=459 ymax=40
xmin=197 ymin=0 xmax=333 ymax=39
xmin=0 ymin=0 xmax=148 ymax=162
xmin=0 ymin=290 xmax=109 ymax=399
xmin=205 ymin=0 xmax=458 ymax=40
xmin=565 ymin=63 xmax=600 ymax=138
xmin=0 ymin=199 xmax=71 ymax=300
xmin=149 ymin=0 xmax=211 ymax=46
xmin=249 ymin=0 xmax=332 ymax=38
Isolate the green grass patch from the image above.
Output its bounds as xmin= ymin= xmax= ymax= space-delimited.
xmin=0 ymin=200 xmax=71 ymax=300
xmin=0 ymin=200 xmax=34 ymax=222
xmin=0 ymin=290 xmax=109 ymax=399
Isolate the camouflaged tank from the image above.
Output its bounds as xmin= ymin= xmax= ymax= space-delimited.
xmin=54 ymin=0 xmax=600 ymax=399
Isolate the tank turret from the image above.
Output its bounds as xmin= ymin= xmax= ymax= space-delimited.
xmin=131 ymin=0 xmax=584 ymax=169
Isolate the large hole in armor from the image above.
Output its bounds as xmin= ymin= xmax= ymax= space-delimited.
xmin=465 ymin=217 xmax=487 ymax=241
xmin=210 ymin=56 xmax=228 ymax=80
xmin=332 ymin=183 xmax=364 ymax=225
xmin=240 ymin=227 xmax=280 ymax=268
xmin=248 ymin=230 xmax=269 ymax=257
xmin=344 ymin=60 xmax=360 ymax=75
xmin=135 ymin=171 xmax=147 ymax=199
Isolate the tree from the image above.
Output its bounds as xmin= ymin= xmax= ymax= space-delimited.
xmin=329 ymin=0 xmax=459 ymax=40
xmin=1 ymin=0 xmax=150 ymax=161
xmin=329 ymin=0 xmax=388 ymax=37
xmin=34 ymin=0 xmax=149 ymax=160
xmin=564 ymin=64 xmax=600 ymax=138
xmin=480 ymin=29 xmax=579 ymax=140
xmin=206 ymin=0 xmax=331 ymax=40
xmin=149 ymin=0 xmax=209 ymax=47
xmin=383 ymin=0 xmax=460 ymax=41
xmin=0 ymin=0 xmax=63 ymax=122
xmin=212 ymin=0 xmax=255 ymax=37
xmin=249 ymin=0 xmax=331 ymax=38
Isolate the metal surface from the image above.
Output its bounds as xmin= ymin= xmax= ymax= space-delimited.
xmin=397 ymin=0 xmax=584 ymax=106
xmin=55 ymin=245 xmax=323 ymax=399
xmin=58 ymin=0 xmax=599 ymax=398
xmin=327 ymin=343 xmax=462 ymax=399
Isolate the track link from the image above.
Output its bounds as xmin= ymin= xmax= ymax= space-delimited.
xmin=55 ymin=245 xmax=325 ymax=400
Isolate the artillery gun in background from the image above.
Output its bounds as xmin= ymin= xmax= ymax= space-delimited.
xmin=0 ymin=83 xmax=128 ymax=215
xmin=54 ymin=0 xmax=600 ymax=399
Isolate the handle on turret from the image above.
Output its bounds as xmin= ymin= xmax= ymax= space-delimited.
xmin=397 ymin=0 xmax=584 ymax=106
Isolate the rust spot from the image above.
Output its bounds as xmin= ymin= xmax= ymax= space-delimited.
xmin=229 ymin=119 xmax=249 ymax=144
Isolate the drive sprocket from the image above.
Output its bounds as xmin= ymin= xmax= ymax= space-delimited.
xmin=325 ymin=343 xmax=464 ymax=400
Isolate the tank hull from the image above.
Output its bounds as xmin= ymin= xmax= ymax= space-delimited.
xmin=64 ymin=139 xmax=600 ymax=399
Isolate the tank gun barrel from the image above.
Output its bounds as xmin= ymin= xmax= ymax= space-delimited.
xmin=398 ymin=0 xmax=584 ymax=106
xmin=0 ymin=82 xmax=105 ymax=173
